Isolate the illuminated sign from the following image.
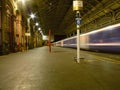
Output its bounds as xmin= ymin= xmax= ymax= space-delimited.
xmin=73 ymin=0 xmax=83 ymax=11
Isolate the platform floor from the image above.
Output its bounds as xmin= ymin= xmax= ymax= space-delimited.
xmin=0 ymin=46 xmax=120 ymax=90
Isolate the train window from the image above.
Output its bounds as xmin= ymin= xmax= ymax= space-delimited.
xmin=89 ymin=24 xmax=120 ymax=43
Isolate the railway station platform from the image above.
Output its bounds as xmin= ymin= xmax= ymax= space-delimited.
xmin=0 ymin=46 xmax=120 ymax=90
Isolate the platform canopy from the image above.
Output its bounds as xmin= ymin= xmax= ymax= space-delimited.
xmin=22 ymin=0 xmax=120 ymax=35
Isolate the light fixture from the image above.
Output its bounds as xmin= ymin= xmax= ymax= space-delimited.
xmin=35 ymin=22 xmax=39 ymax=26
xmin=30 ymin=13 xmax=35 ymax=19
xmin=38 ymin=27 xmax=41 ymax=31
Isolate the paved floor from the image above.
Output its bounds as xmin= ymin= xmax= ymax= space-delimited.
xmin=0 ymin=46 xmax=120 ymax=90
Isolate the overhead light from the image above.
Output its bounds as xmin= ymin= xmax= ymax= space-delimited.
xmin=38 ymin=27 xmax=41 ymax=31
xmin=35 ymin=23 xmax=39 ymax=26
xmin=30 ymin=13 xmax=35 ymax=19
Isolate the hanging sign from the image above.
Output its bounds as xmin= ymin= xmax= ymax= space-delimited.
xmin=73 ymin=0 xmax=83 ymax=11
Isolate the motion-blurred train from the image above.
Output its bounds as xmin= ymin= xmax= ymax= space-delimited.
xmin=54 ymin=23 xmax=120 ymax=53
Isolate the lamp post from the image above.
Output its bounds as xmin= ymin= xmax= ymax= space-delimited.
xmin=73 ymin=0 xmax=83 ymax=63
xmin=25 ymin=13 xmax=35 ymax=50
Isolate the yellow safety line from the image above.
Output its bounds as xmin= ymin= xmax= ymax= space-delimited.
xmin=93 ymin=55 xmax=120 ymax=64
xmin=82 ymin=52 xmax=120 ymax=64
xmin=84 ymin=60 xmax=99 ymax=62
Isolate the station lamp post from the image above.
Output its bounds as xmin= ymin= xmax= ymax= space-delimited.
xmin=73 ymin=0 xmax=83 ymax=63
xmin=25 ymin=13 xmax=35 ymax=50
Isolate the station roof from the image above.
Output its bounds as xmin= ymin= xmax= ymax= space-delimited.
xmin=23 ymin=0 xmax=120 ymax=35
